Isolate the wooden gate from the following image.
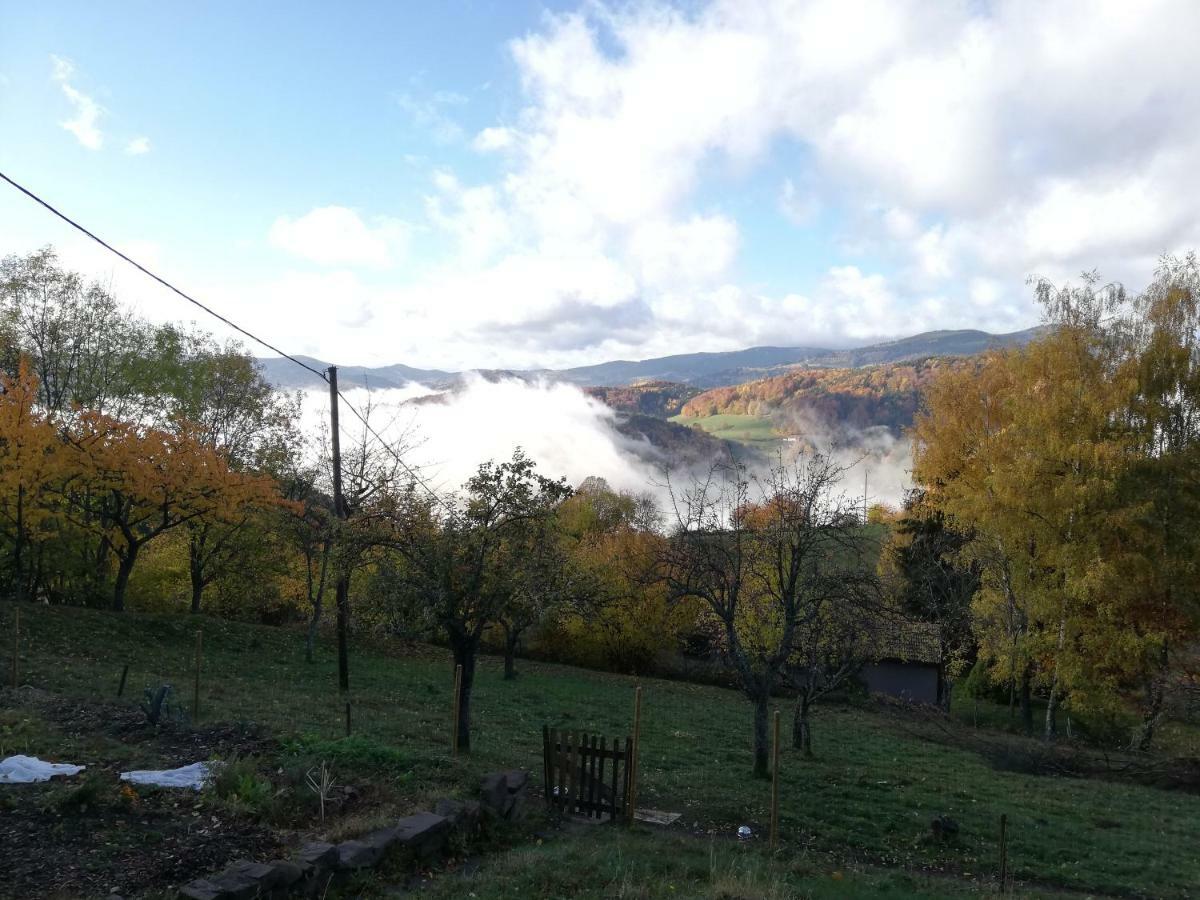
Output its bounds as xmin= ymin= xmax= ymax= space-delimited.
xmin=542 ymin=726 xmax=632 ymax=821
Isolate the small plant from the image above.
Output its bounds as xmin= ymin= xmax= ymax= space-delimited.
xmin=140 ymin=683 xmax=186 ymax=726
xmin=40 ymin=773 xmax=112 ymax=816
xmin=305 ymin=760 xmax=337 ymax=824
xmin=212 ymin=754 xmax=276 ymax=817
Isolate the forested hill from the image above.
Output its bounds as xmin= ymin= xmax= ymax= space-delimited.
xmin=675 ymin=357 xmax=976 ymax=435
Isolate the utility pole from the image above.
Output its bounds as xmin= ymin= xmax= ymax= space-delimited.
xmin=328 ymin=366 xmax=351 ymax=693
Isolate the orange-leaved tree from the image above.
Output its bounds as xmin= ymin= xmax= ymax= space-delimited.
xmin=61 ymin=412 xmax=281 ymax=611
xmin=0 ymin=360 xmax=69 ymax=602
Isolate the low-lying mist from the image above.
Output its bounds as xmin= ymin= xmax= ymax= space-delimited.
xmin=297 ymin=375 xmax=912 ymax=513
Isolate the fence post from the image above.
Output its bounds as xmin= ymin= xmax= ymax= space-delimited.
xmin=192 ymin=629 xmax=203 ymax=721
xmin=770 ymin=709 xmax=781 ymax=849
xmin=999 ymin=813 xmax=1008 ymax=893
xmin=451 ymin=664 xmax=463 ymax=756
xmin=345 ymin=700 xmax=352 ymax=738
xmin=117 ymin=664 xmax=129 ymax=698
xmin=627 ymin=685 xmax=642 ymax=825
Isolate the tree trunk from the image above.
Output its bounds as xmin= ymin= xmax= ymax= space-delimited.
xmin=452 ymin=638 xmax=478 ymax=752
xmin=112 ymin=546 xmax=139 ymax=613
xmin=1135 ymin=641 xmax=1170 ymax=751
xmin=1019 ymin=667 xmax=1033 ymax=736
xmin=793 ymin=695 xmax=813 ymax=757
xmin=1044 ymin=616 xmax=1066 ymax=742
xmin=335 ymin=570 xmax=351 ymax=692
xmin=12 ymin=485 xmax=25 ymax=604
xmin=1044 ymin=678 xmax=1059 ymax=742
xmin=752 ymin=691 xmax=770 ymax=778
xmin=304 ymin=539 xmax=331 ymax=664
xmin=305 ymin=593 xmax=323 ymax=664
xmin=188 ymin=530 xmax=205 ymax=614
xmin=503 ymin=626 xmax=518 ymax=681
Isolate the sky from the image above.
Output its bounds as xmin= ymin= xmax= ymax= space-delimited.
xmin=3 ymin=0 xmax=1200 ymax=371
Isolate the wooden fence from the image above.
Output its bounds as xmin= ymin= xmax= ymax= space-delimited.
xmin=542 ymin=726 xmax=632 ymax=822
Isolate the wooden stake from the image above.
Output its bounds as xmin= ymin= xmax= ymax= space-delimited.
xmin=627 ymin=685 xmax=642 ymax=825
xmin=345 ymin=700 xmax=352 ymax=737
xmin=117 ymin=664 xmax=129 ymax=698
xmin=327 ymin=365 xmax=351 ymax=694
xmin=770 ymin=709 xmax=782 ymax=849
xmin=999 ymin=813 xmax=1008 ymax=894
xmin=451 ymin=663 xmax=463 ymax=755
xmin=10 ymin=606 xmax=19 ymax=689
xmin=192 ymin=629 xmax=203 ymax=721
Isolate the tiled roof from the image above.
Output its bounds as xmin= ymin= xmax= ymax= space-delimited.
xmin=869 ymin=619 xmax=942 ymax=664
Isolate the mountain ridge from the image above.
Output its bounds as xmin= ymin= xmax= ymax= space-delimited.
xmin=256 ymin=327 xmax=1044 ymax=392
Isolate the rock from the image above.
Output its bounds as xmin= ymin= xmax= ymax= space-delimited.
xmin=336 ymin=838 xmax=384 ymax=870
xmin=503 ymin=769 xmax=529 ymax=795
xmin=394 ymin=811 xmax=451 ymax=857
xmin=480 ymin=772 xmax=509 ymax=816
xmin=435 ymin=798 xmax=481 ymax=831
xmin=207 ymin=869 xmax=260 ymax=900
xmin=295 ymin=841 xmax=337 ymax=869
xmin=227 ymin=859 xmax=284 ymax=890
xmin=434 ymin=797 xmax=468 ymax=827
xmin=265 ymin=859 xmax=305 ymax=887
xmin=363 ymin=826 xmax=402 ymax=854
xmin=177 ymin=881 xmax=223 ymax=900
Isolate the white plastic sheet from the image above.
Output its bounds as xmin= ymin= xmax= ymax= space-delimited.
xmin=119 ymin=761 xmax=213 ymax=791
xmin=0 ymin=754 xmax=86 ymax=784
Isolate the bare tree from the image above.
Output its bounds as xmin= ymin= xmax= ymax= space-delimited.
xmin=663 ymin=452 xmax=873 ymax=776
xmin=386 ymin=449 xmax=570 ymax=751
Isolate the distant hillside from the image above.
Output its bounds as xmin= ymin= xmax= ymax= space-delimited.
xmin=584 ymin=382 xmax=701 ymax=418
xmin=255 ymin=355 xmax=454 ymax=392
xmin=676 ymin=357 xmax=978 ymax=437
xmin=256 ymin=327 xmax=1043 ymax=391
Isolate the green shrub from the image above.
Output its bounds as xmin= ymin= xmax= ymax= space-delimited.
xmin=41 ymin=773 xmax=112 ymax=815
xmin=211 ymin=754 xmax=276 ymax=816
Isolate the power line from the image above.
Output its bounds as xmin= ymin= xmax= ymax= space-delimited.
xmin=333 ymin=384 xmax=457 ymax=516
xmin=0 ymin=168 xmax=454 ymax=512
xmin=0 ymin=170 xmax=328 ymax=382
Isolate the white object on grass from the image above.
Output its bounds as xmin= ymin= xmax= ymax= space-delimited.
xmin=119 ymin=761 xmax=213 ymax=791
xmin=0 ymin=754 xmax=86 ymax=784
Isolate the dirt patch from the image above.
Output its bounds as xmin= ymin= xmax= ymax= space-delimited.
xmin=0 ymin=688 xmax=289 ymax=899
xmin=0 ymin=781 xmax=283 ymax=899
xmin=6 ymin=685 xmax=278 ymax=764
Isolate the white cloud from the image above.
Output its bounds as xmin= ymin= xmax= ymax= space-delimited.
xmin=268 ymin=206 xmax=411 ymax=269
xmin=410 ymin=0 xmax=1200 ymax=364
xmin=396 ymin=89 xmax=467 ymax=144
xmin=779 ymin=177 xmax=820 ymax=226
xmin=35 ymin=1 xmax=1200 ymax=371
xmin=125 ymin=136 xmax=151 ymax=155
xmin=51 ymin=55 xmax=104 ymax=150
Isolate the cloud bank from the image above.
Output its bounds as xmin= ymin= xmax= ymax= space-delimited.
xmin=296 ymin=377 xmax=911 ymax=516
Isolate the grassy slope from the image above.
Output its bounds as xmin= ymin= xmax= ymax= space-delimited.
xmin=669 ymin=412 xmax=781 ymax=448
xmin=6 ymin=602 xmax=1200 ymax=898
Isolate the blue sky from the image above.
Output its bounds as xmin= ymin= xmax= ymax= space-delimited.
xmin=2 ymin=1 xmax=1198 ymax=369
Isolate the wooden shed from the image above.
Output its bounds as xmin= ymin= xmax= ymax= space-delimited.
xmin=861 ymin=621 xmax=944 ymax=706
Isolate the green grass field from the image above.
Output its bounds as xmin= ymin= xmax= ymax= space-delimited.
xmin=670 ymin=413 xmax=782 ymax=448
xmin=4 ymin=602 xmax=1199 ymax=898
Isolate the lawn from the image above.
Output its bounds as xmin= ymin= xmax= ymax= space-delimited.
xmin=4 ymin=601 xmax=1199 ymax=898
xmin=669 ymin=413 xmax=782 ymax=448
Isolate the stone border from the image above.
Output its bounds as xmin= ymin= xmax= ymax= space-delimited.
xmin=177 ymin=770 xmax=529 ymax=900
